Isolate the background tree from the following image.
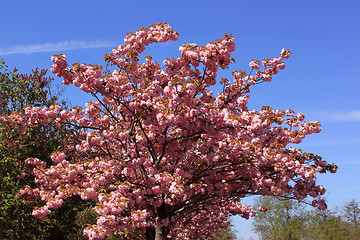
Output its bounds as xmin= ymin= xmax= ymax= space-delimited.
xmin=0 ymin=59 xmax=96 ymax=239
xmin=252 ymin=196 xmax=306 ymax=240
xmin=207 ymin=221 xmax=237 ymax=240
xmin=343 ymin=199 xmax=360 ymax=228
xmin=7 ymin=23 xmax=337 ymax=240
xmin=304 ymin=208 xmax=350 ymax=240
xmin=342 ymin=199 xmax=360 ymax=238
xmin=253 ymin=196 xmax=359 ymax=240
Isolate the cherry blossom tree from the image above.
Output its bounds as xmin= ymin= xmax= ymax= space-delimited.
xmin=3 ymin=23 xmax=337 ymax=240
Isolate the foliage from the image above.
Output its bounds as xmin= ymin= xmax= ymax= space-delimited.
xmin=0 ymin=59 xmax=62 ymax=115
xmin=342 ymin=199 xmax=360 ymax=228
xmin=4 ymin=23 xmax=337 ymax=240
xmin=210 ymin=223 xmax=237 ymax=240
xmin=253 ymin=196 xmax=360 ymax=240
xmin=0 ymin=60 xmax=94 ymax=239
xmin=341 ymin=199 xmax=360 ymax=238
xmin=303 ymin=208 xmax=350 ymax=240
xmin=253 ymin=196 xmax=306 ymax=240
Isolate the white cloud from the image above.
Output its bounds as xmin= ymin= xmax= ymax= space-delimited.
xmin=298 ymin=138 xmax=360 ymax=147
xmin=0 ymin=40 xmax=117 ymax=55
xmin=340 ymin=159 xmax=360 ymax=165
xmin=324 ymin=110 xmax=360 ymax=122
xmin=306 ymin=110 xmax=360 ymax=122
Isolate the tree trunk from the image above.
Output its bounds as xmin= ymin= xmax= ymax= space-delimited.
xmin=146 ymin=225 xmax=169 ymax=240
xmin=155 ymin=225 xmax=168 ymax=240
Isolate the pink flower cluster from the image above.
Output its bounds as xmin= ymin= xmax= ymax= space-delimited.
xmin=113 ymin=23 xmax=179 ymax=57
xmin=83 ymin=225 xmax=108 ymax=240
xmin=32 ymin=206 xmax=51 ymax=219
xmin=50 ymin=151 xmax=66 ymax=163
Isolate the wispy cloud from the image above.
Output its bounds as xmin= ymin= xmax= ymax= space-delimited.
xmin=0 ymin=40 xmax=117 ymax=55
xmin=339 ymin=159 xmax=360 ymax=165
xmin=299 ymin=138 xmax=360 ymax=147
xmin=323 ymin=110 xmax=360 ymax=122
xmin=307 ymin=110 xmax=360 ymax=122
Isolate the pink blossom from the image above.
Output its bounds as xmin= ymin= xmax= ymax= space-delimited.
xmin=83 ymin=226 xmax=107 ymax=240
xmin=46 ymin=198 xmax=64 ymax=209
xmin=80 ymin=188 xmax=97 ymax=200
xmin=51 ymin=151 xmax=66 ymax=163
xmin=258 ymin=206 xmax=267 ymax=212
xmin=317 ymin=199 xmax=327 ymax=210
xmin=32 ymin=206 xmax=51 ymax=219
xmin=249 ymin=60 xmax=260 ymax=69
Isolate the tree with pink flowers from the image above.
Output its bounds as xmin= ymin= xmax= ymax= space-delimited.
xmin=3 ymin=23 xmax=337 ymax=240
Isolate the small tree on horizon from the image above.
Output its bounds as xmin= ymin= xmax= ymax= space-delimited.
xmin=252 ymin=196 xmax=360 ymax=240
xmin=343 ymin=199 xmax=360 ymax=229
xmin=253 ymin=196 xmax=306 ymax=240
xmin=2 ymin=23 xmax=337 ymax=240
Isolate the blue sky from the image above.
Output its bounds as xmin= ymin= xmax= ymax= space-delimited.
xmin=2 ymin=1 xmax=360 ymax=239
